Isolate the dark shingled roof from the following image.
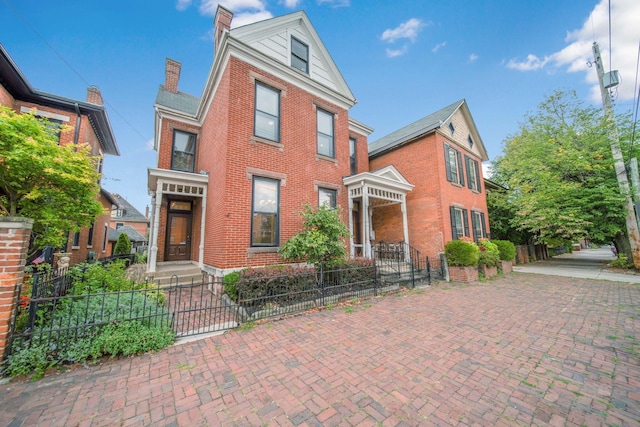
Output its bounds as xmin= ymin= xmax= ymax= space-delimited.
xmin=368 ymin=99 xmax=464 ymax=157
xmin=155 ymin=85 xmax=200 ymax=115
xmin=108 ymin=225 xmax=147 ymax=243
xmin=111 ymin=193 xmax=149 ymax=223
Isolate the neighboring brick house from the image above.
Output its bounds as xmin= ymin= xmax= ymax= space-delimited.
xmin=109 ymin=193 xmax=149 ymax=238
xmin=0 ymin=44 xmax=120 ymax=266
xmin=368 ymin=99 xmax=490 ymax=262
xmin=147 ymin=8 xmax=490 ymax=276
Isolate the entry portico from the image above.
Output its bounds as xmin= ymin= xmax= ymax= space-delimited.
xmin=147 ymin=168 xmax=209 ymax=274
xmin=343 ymin=165 xmax=414 ymax=258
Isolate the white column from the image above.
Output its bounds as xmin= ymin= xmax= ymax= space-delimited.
xmin=348 ymin=191 xmax=354 ymax=258
xmin=362 ymin=184 xmax=371 ymax=258
xmin=146 ymin=194 xmax=156 ymax=273
xmin=401 ymin=195 xmax=410 ymax=263
xmin=401 ymin=195 xmax=410 ymax=246
xmin=198 ymin=185 xmax=207 ymax=269
xmin=148 ymin=180 xmax=163 ymax=274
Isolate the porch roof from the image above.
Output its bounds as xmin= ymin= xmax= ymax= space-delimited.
xmin=147 ymin=168 xmax=209 ymax=197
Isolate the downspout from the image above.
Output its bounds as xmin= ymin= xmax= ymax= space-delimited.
xmin=73 ymin=103 xmax=81 ymax=145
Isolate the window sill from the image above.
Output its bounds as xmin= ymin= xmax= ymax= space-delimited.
xmin=251 ymin=136 xmax=283 ymax=151
xmin=315 ymin=154 xmax=337 ymax=164
xmin=247 ymin=246 xmax=280 ymax=258
xmin=71 ymin=246 xmax=80 ymax=250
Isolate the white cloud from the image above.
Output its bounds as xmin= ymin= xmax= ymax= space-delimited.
xmin=198 ymin=0 xmax=268 ymax=16
xmin=506 ymin=54 xmax=550 ymax=71
xmin=386 ymin=46 xmax=408 ymax=58
xmin=146 ymin=139 xmax=155 ymax=151
xmin=232 ymin=10 xmax=273 ymax=27
xmin=176 ymin=0 xmax=192 ymax=11
xmin=432 ymin=41 xmax=446 ymax=53
xmin=381 ymin=18 xmax=427 ymax=43
xmin=469 ymin=53 xmax=478 ymax=63
xmin=506 ymin=0 xmax=640 ymax=101
xmin=281 ymin=0 xmax=302 ymax=7
xmin=318 ymin=0 xmax=351 ymax=7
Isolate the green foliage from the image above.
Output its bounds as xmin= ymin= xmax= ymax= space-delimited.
xmin=134 ymin=251 xmax=147 ymax=264
xmin=492 ymin=240 xmax=516 ymax=261
xmin=477 ymin=239 xmax=500 ymax=267
xmin=4 ymin=262 xmax=174 ymax=378
xmin=279 ymin=204 xmax=349 ymax=266
xmin=223 ymin=270 xmax=242 ymax=300
xmin=445 ymin=239 xmax=480 ymax=267
xmin=490 ymin=90 xmax=630 ymax=247
xmin=88 ymin=322 xmax=174 ymax=358
xmin=113 ymin=233 xmax=132 ymax=255
xmin=0 ymin=106 xmax=104 ymax=251
xmin=609 ymin=254 xmax=633 ymax=269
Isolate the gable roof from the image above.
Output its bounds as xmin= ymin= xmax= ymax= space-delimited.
xmin=368 ymin=99 xmax=488 ymax=161
xmin=111 ymin=193 xmax=149 ymax=223
xmin=0 ymin=44 xmax=120 ymax=156
xmin=229 ymin=11 xmax=355 ymax=104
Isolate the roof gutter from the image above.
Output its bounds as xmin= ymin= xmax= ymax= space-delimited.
xmin=73 ymin=103 xmax=81 ymax=145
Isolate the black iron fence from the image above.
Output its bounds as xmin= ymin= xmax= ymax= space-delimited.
xmin=235 ymin=262 xmax=379 ymax=322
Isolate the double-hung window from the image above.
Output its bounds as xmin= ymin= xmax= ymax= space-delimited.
xmin=444 ymin=143 xmax=464 ymax=186
xmin=254 ymin=82 xmax=280 ymax=142
xmin=171 ymin=130 xmax=197 ymax=172
xmin=319 ymin=188 xmax=337 ymax=208
xmin=291 ymin=36 xmax=309 ymax=73
xmin=349 ymin=137 xmax=357 ymax=175
xmin=471 ymin=211 xmax=487 ymax=242
xmin=251 ymin=177 xmax=280 ymax=246
xmin=465 ymin=155 xmax=481 ymax=192
xmin=450 ymin=206 xmax=469 ymax=240
xmin=317 ymin=109 xmax=334 ymax=158
xmin=87 ymin=222 xmax=94 ymax=247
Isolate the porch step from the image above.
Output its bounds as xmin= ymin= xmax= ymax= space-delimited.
xmin=147 ymin=263 xmax=206 ymax=286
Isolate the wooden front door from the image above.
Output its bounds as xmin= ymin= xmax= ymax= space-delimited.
xmin=166 ymin=212 xmax=191 ymax=261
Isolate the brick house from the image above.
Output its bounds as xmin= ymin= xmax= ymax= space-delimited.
xmin=0 ymin=44 xmax=120 ymax=266
xmin=147 ymin=8 xmax=489 ymax=276
xmin=108 ymin=193 xmax=149 ymax=254
xmin=367 ymin=99 xmax=490 ymax=262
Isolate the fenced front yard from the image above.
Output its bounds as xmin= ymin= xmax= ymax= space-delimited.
xmin=4 ymin=251 xmax=441 ymax=376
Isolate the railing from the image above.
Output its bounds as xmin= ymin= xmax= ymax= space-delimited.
xmin=373 ymin=241 xmax=428 ymax=288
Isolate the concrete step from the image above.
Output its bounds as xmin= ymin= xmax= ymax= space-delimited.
xmin=147 ymin=263 xmax=206 ymax=286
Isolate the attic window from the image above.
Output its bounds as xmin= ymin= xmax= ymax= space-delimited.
xmin=291 ymin=36 xmax=309 ymax=74
xmin=467 ymin=135 xmax=474 ymax=148
xmin=448 ymin=122 xmax=455 ymax=135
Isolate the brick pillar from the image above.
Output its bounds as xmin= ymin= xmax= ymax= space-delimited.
xmin=0 ymin=217 xmax=33 ymax=361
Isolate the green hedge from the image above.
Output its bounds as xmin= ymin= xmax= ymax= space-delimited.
xmin=492 ymin=240 xmax=516 ymax=261
xmin=445 ymin=240 xmax=479 ymax=267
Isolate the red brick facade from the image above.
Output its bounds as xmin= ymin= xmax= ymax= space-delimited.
xmin=370 ymin=131 xmax=489 ymax=262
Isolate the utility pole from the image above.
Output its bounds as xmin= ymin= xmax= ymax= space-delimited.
xmin=592 ymin=41 xmax=640 ymax=268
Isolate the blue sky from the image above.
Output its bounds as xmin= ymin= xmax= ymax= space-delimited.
xmin=1 ymin=0 xmax=639 ymax=214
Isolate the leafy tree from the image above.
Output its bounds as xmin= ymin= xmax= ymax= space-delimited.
xmin=113 ymin=233 xmax=132 ymax=255
xmin=279 ymin=204 xmax=349 ymax=266
xmin=0 ymin=106 xmax=103 ymax=251
xmin=490 ymin=90 xmax=630 ymax=249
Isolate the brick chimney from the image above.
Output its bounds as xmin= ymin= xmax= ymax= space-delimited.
xmin=86 ymin=86 xmax=104 ymax=105
xmin=164 ymin=58 xmax=181 ymax=94
xmin=214 ymin=5 xmax=233 ymax=53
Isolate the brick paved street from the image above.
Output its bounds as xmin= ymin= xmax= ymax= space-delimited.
xmin=1 ymin=272 xmax=639 ymax=426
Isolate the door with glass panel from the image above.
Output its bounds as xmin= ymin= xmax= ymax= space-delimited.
xmin=165 ymin=201 xmax=192 ymax=261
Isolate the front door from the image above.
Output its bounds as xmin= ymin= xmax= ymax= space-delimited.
xmin=166 ymin=212 xmax=192 ymax=261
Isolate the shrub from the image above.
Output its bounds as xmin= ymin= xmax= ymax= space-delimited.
xmin=223 ymin=270 xmax=242 ymax=300
xmin=609 ymin=254 xmax=633 ymax=269
xmin=492 ymin=240 xmax=516 ymax=261
xmin=445 ymin=239 xmax=479 ymax=267
xmin=477 ymin=239 xmax=500 ymax=267
xmin=113 ymin=233 xmax=131 ymax=255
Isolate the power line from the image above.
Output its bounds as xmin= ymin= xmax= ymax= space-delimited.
xmin=2 ymin=0 xmax=150 ymax=143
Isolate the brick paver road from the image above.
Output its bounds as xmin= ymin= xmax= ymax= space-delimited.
xmin=1 ymin=273 xmax=639 ymax=426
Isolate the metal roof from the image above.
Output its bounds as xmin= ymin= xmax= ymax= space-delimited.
xmin=108 ymin=225 xmax=147 ymax=243
xmin=368 ymin=99 xmax=464 ymax=157
xmin=111 ymin=193 xmax=149 ymax=223
xmin=155 ymin=85 xmax=200 ymax=116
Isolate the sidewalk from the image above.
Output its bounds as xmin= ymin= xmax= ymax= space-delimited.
xmin=1 ymin=272 xmax=639 ymax=426
xmin=513 ymin=247 xmax=640 ymax=283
